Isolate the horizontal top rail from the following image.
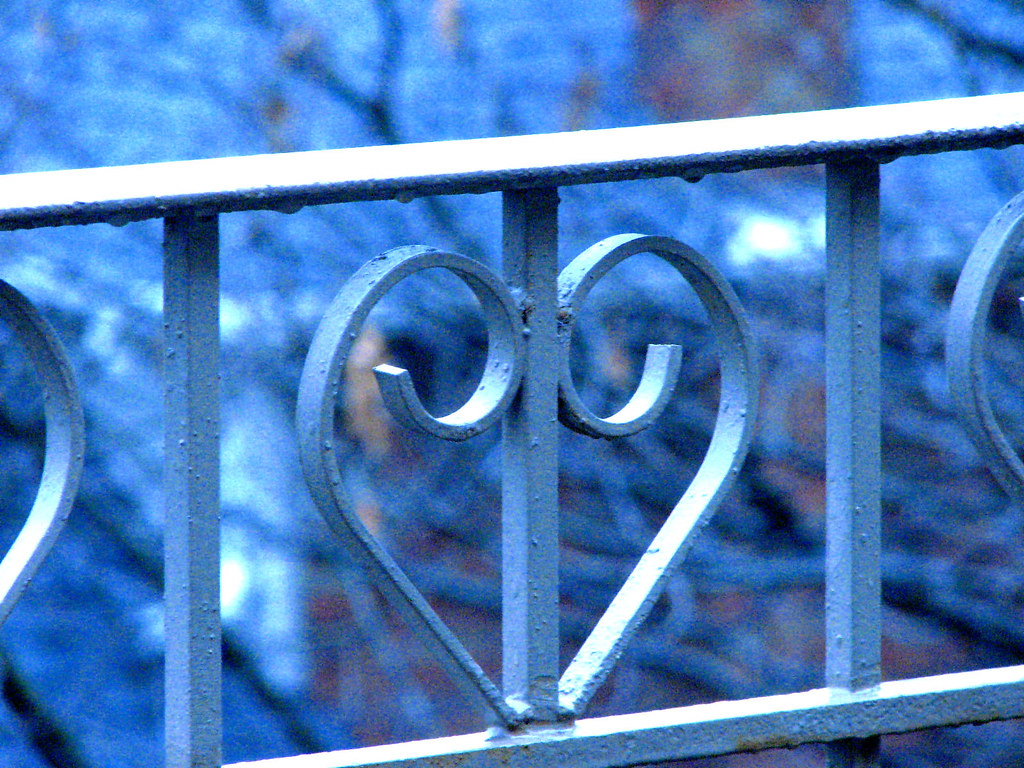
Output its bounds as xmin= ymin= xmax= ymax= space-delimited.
xmin=0 ymin=92 xmax=1022 ymax=231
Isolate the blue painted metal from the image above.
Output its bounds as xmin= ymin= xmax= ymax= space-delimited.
xmin=500 ymin=188 xmax=564 ymax=724
xmin=0 ymin=93 xmax=1021 ymax=231
xmin=295 ymin=221 xmax=760 ymax=730
xmin=225 ymin=667 xmax=1024 ymax=768
xmin=824 ymin=160 xmax=882 ymax=767
xmin=1 ymin=91 xmax=1024 ymax=768
xmin=0 ymin=281 xmax=84 ymax=625
xmin=947 ymin=188 xmax=1024 ymax=501
xmin=163 ymin=213 xmax=223 ymax=768
xmin=557 ymin=234 xmax=759 ymax=717
xmin=296 ymin=245 xmax=522 ymax=728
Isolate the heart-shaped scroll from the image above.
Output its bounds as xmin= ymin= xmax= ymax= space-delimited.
xmin=298 ymin=236 xmax=757 ymax=726
xmin=555 ymin=234 xmax=759 ymax=716
xmin=947 ymin=189 xmax=1024 ymax=501
xmin=296 ymin=245 xmax=525 ymax=727
xmin=0 ymin=280 xmax=85 ymax=626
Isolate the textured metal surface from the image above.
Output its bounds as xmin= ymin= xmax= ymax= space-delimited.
xmin=555 ymin=236 xmax=685 ymax=440
xmin=500 ymin=189 xmax=563 ymax=723
xmin=296 ymin=245 xmax=523 ymax=727
xmin=163 ymin=214 xmax=222 ymax=768
xmin=557 ymin=234 xmax=759 ymax=716
xmin=225 ymin=666 xmax=1024 ymax=768
xmin=296 ymin=229 xmax=758 ymax=729
xmin=372 ymin=250 xmax=525 ymax=442
xmin=0 ymin=92 xmax=1022 ymax=231
xmin=824 ymin=160 xmax=882 ymax=767
xmin=0 ymin=280 xmax=84 ymax=625
xmin=947 ymin=188 xmax=1024 ymax=500
xmin=4 ymin=89 xmax=1024 ymax=767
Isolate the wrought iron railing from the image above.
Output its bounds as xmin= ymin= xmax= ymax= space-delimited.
xmin=1 ymin=92 xmax=1024 ymax=768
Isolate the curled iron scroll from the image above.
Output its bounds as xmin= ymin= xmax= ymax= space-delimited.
xmin=296 ymin=245 xmax=524 ymax=726
xmin=555 ymin=234 xmax=759 ymax=715
xmin=557 ymin=234 xmax=755 ymax=447
xmin=558 ymin=234 xmax=690 ymax=438
xmin=298 ymin=236 xmax=758 ymax=723
xmin=369 ymin=251 xmax=524 ymax=441
xmin=947 ymin=190 xmax=1024 ymax=501
xmin=0 ymin=281 xmax=84 ymax=626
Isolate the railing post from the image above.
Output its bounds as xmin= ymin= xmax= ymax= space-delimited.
xmin=164 ymin=213 xmax=222 ymax=768
xmin=501 ymin=187 xmax=562 ymax=723
xmin=825 ymin=160 xmax=881 ymax=768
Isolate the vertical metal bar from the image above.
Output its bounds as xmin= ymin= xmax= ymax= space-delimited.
xmin=164 ymin=213 xmax=221 ymax=768
xmin=501 ymin=187 xmax=562 ymax=723
xmin=825 ymin=160 xmax=881 ymax=768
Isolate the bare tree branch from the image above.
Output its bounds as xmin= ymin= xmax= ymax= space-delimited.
xmin=0 ymin=649 xmax=89 ymax=768
xmin=885 ymin=0 xmax=1024 ymax=69
xmin=78 ymin=497 xmax=332 ymax=756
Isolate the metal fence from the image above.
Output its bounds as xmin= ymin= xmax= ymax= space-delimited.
xmin=2 ymin=92 xmax=1024 ymax=768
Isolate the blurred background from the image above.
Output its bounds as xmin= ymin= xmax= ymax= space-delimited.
xmin=1 ymin=0 xmax=1024 ymax=766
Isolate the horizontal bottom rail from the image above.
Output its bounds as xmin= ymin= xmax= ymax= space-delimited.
xmin=231 ymin=665 xmax=1024 ymax=768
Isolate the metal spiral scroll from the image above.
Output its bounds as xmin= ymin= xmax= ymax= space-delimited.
xmin=297 ymin=236 xmax=758 ymax=724
xmin=297 ymin=245 xmax=525 ymax=726
xmin=0 ymin=281 xmax=85 ymax=626
xmin=556 ymin=234 xmax=759 ymax=714
xmin=948 ymin=190 xmax=1024 ymax=502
